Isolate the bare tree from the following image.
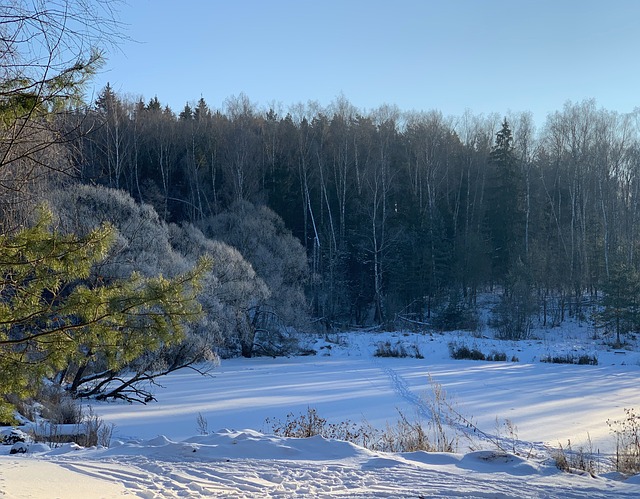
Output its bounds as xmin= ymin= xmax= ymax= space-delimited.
xmin=0 ymin=0 xmax=123 ymax=222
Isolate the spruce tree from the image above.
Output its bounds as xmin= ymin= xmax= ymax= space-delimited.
xmin=485 ymin=119 xmax=524 ymax=283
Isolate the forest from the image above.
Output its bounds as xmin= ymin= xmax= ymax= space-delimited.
xmin=2 ymin=1 xmax=640 ymax=418
xmin=72 ymin=89 xmax=640 ymax=333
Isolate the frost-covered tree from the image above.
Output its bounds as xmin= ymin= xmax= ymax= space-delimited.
xmin=198 ymin=200 xmax=310 ymax=356
xmin=170 ymin=223 xmax=270 ymax=357
xmin=49 ymin=183 xmax=184 ymax=279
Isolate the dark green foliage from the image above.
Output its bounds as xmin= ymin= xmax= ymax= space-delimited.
xmin=432 ymin=297 xmax=480 ymax=332
xmin=491 ymin=261 xmax=537 ymax=340
xmin=485 ymin=120 xmax=525 ymax=283
xmin=0 ymin=209 xmax=206 ymax=415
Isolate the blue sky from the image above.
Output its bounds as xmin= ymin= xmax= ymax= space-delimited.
xmin=92 ymin=0 xmax=640 ymax=123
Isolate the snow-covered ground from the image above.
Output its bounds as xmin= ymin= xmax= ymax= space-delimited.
xmin=3 ymin=322 xmax=640 ymax=498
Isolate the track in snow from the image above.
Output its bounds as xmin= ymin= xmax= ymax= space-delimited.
xmin=375 ymin=360 xmax=551 ymax=458
xmin=45 ymin=454 xmax=639 ymax=499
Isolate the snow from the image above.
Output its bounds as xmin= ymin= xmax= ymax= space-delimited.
xmin=2 ymin=323 xmax=640 ymax=497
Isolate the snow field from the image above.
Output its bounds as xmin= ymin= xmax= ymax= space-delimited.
xmin=2 ymin=327 xmax=640 ymax=497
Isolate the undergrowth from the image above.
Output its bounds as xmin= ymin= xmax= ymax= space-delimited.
xmin=552 ymin=435 xmax=598 ymax=476
xmin=374 ymin=341 xmax=423 ymax=359
xmin=449 ymin=343 xmax=517 ymax=362
xmin=607 ymin=408 xmax=640 ymax=475
xmin=540 ymin=354 xmax=598 ymax=365
xmin=264 ymin=406 xmax=457 ymax=453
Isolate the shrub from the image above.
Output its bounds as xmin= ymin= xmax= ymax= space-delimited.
xmin=380 ymin=409 xmax=449 ymax=453
xmin=432 ymin=300 xmax=479 ymax=332
xmin=29 ymin=406 xmax=113 ymax=448
xmin=553 ymin=437 xmax=597 ymax=476
xmin=82 ymin=407 xmax=114 ymax=447
xmin=449 ymin=343 xmax=485 ymax=361
xmin=540 ymin=354 xmax=598 ymax=365
xmin=1 ymin=428 xmax=28 ymax=445
xmin=266 ymin=407 xmax=328 ymax=439
xmin=607 ymin=408 xmax=640 ymax=475
xmin=265 ymin=406 xmax=454 ymax=453
xmin=196 ymin=412 xmax=209 ymax=435
xmin=449 ymin=344 xmax=513 ymax=363
xmin=374 ymin=341 xmax=423 ymax=359
xmin=37 ymin=385 xmax=83 ymax=425
xmin=487 ymin=351 xmax=508 ymax=362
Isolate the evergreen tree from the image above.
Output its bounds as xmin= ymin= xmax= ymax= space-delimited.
xmin=485 ymin=119 xmax=524 ymax=283
xmin=179 ymin=103 xmax=193 ymax=121
xmin=597 ymin=263 xmax=640 ymax=347
xmin=0 ymin=208 xmax=206 ymax=421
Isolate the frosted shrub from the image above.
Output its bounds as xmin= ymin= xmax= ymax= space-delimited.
xmin=50 ymin=183 xmax=185 ymax=279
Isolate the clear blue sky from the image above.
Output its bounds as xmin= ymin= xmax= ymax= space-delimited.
xmin=92 ymin=0 xmax=640 ymax=123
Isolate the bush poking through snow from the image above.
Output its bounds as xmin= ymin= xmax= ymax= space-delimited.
xmin=449 ymin=343 xmax=512 ymax=362
xmin=83 ymin=407 xmax=114 ymax=447
xmin=37 ymin=384 xmax=83 ymax=425
xmin=10 ymin=442 xmax=28 ymax=454
xmin=29 ymin=406 xmax=113 ymax=448
xmin=265 ymin=407 xmax=455 ymax=453
xmin=1 ymin=428 xmax=27 ymax=445
xmin=449 ymin=344 xmax=486 ymax=360
xmin=196 ymin=412 xmax=209 ymax=436
xmin=266 ymin=408 xmax=331 ymax=439
xmin=607 ymin=408 xmax=640 ymax=475
xmin=540 ymin=354 xmax=598 ymax=365
xmin=374 ymin=341 xmax=423 ymax=359
xmin=381 ymin=409 xmax=453 ymax=453
xmin=552 ymin=436 xmax=598 ymax=476
xmin=494 ymin=418 xmax=520 ymax=455
xmin=488 ymin=352 xmax=507 ymax=362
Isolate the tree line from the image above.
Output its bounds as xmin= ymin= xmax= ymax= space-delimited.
xmin=74 ymin=88 xmax=640 ymax=329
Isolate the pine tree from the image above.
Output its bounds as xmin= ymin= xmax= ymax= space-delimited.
xmin=0 ymin=208 xmax=206 ymax=422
